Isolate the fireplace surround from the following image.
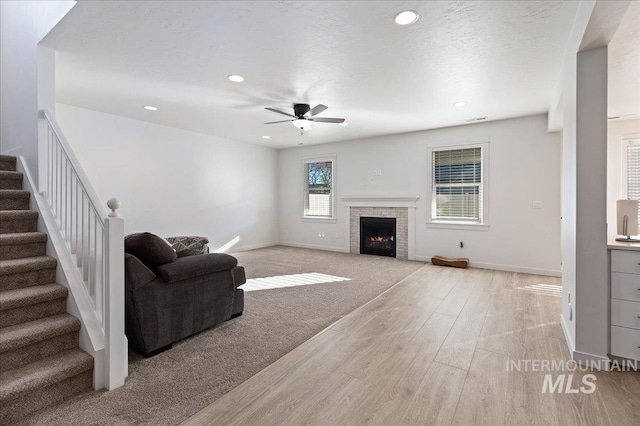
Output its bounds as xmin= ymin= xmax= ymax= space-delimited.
xmin=341 ymin=195 xmax=419 ymax=261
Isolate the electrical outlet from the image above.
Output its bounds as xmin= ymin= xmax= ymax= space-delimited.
xmin=373 ymin=169 xmax=383 ymax=176
xmin=532 ymin=201 xmax=543 ymax=209
xmin=460 ymin=241 xmax=464 ymax=249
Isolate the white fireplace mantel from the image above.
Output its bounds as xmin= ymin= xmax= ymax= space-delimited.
xmin=340 ymin=195 xmax=420 ymax=208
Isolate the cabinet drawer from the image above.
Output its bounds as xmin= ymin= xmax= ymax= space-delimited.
xmin=611 ymin=326 xmax=640 ymax=361
xmin=611 ymin=299 xmax=640 ymax=330
xmin=612 ymin=272 xmax=640 ymax=302
xmin=611 ymin=250 xmax=640 ymax=275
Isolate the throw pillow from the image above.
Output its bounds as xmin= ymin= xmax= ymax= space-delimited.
xmin=165 ymin=236 xmax=209 ymax=256
xmin=125 ymin=232 xmax=178 ymax=267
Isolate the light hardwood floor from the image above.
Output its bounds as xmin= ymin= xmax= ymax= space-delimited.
xmin=182 ymin=265 xmax=640 ymax=425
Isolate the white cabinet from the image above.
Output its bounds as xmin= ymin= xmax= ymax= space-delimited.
xmin=610 ymin=249 xmax=640 ymax=362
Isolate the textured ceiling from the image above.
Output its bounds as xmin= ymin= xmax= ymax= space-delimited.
xmin=43 ymin=1 xmax=581 ymax=148
xmin=608 ymin=1 xmax=640 ymax=120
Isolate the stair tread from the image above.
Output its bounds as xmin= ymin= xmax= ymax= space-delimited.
xmin=0 ymin=190 xmax=29 ymax=199
xmin=0 ymin=314 xmax=80 ymax=353
xmin=0 ymin=283 xmax=67 ymax=312
xmin=0 ymin=348 xmax=92 ymax=404
xmin=0 ymin=210 xmax=38 ymax=219
xmin=0 ymin=171 xmax=23 ymax=180
xmin=0 ymin=232 xmax=47 ymax=246
xmin=0 ymin=256 xmax=57 ymax=276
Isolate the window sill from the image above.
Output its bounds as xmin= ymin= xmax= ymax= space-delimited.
xmin=302 ymin=216 xmax=337 ymax=224
xmin=426 ymin=221 xmax=490 ymax=231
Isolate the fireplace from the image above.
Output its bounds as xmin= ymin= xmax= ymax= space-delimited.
xmin=360 ymin=217 xmax=396 ymax=257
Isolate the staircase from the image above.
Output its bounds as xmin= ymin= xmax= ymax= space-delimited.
xmin=0 ymin=155 xmax=93 ymax=424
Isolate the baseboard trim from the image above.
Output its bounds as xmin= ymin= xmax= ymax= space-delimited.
xmin=278 ymin=241 xmax=347 ymax=253
xmin=560 ymin=313 xmax=575 ymax=354
xmin=1 ymin=146 xmax=24 ymax=156
xmin=413 ymin=255 xmax=561 ymax=277
xmin=560 ymin=314 xmax=611 ymax=370
xmin=232 ymin=242 xmax=279 ymax=252
xmin=572 ymin=349 xmax=612 ymax=371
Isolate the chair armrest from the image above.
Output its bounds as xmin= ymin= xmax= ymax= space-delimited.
xmin=125 ymin=254 xmax=157 ymax=290
xmin=232 ymin=266 xmax=246 ymax=288
xmin=154 ymin=253 xmax=238 ymax=283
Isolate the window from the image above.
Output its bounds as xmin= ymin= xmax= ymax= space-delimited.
xmin=627 ymin=142 xmax=640 ymax=224
xmin=304 ymin=159 xmax=334 ymax=218
xmin=428 ymin=143 xmax=488 ymax=226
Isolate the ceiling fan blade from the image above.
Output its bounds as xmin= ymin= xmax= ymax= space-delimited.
xmin=264 ymin=119 xmax=293 ymax=124
xmin=309 ymin=117 xmax=345 ymax=123
xmin=307 ymin=104 xmax=328 ymax=117
xmin=265 ymin=107 xmax=296 ymax=118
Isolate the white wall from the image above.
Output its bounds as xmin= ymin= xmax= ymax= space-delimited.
xmin=0 ymin=1 xmax=75 ymax=180
xmin=560 ymin=61 xmax=578 ymax=352
xmin=279 ymin=114 xmax=562 ymax=275
xmin=55 ymin=104 xmax=279 ymax=252
xmin=607 ymin=119 xmax=640 ymax=229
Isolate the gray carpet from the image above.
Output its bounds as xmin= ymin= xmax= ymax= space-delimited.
xmin=18 ymin=246 xmax=424 ymax=425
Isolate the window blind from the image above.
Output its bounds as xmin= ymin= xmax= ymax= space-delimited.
xmin=304 ymin=161 xmax=333 ymax=217
xmin=628 ymin=143 xmax=640 ymax=225
xmin=432 ymin=147 xmax=482 ymax=222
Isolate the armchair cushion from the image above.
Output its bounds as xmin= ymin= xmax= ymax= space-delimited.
xmin=125 ymin=232 xmax=178 ymax=267
xmin=154 ymin=253 xmax=238 ymax=283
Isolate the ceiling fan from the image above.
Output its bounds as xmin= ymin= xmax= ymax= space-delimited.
xmin=264 ymin=103 xmax=345 ymax=132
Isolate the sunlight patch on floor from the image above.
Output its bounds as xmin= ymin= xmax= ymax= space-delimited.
xmin=518 ymin=283 xmax=562 ymax=297
xmin=240 ymin=272 xmax=351 ymax=292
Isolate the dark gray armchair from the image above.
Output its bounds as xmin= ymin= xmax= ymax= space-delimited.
xmin=123 ymin=233 xmax=245 ymax=356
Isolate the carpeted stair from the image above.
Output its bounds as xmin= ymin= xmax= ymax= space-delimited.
xmin=0 ymin=155 xmax=93 ymax=424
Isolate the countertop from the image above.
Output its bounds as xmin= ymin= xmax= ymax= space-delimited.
xmin=608 ymin=235 xmax=640 ymax=251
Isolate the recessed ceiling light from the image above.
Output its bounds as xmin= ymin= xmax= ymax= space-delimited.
xmin=454 ymin=101 xmax=468 ymax=107
xmin=262 ymin=135 xmax=271 ymax=139
xmin=143 ymin=105 xmax=158 ymax=111
xmin=394 ymin=10 xmax=419 ymax=25
xmin=338 ymin=122 xmax=348 ymax=126
xmin=228 ymin=74 xmax=244 ymax=82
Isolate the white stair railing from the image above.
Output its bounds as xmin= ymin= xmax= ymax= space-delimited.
xmin=39 ymin=110 xmax=126 ymax=390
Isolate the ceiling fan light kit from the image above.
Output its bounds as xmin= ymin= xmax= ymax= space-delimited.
xmin=292 ymin=119 xmax=312 ymax=130
xmin=264 ymin=103 xmax=346 ymax=134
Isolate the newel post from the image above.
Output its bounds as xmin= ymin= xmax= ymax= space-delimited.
xmin=104 ymin=198 xmax=126 ymax=390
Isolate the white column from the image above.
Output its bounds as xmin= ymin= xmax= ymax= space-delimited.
xmin=575 ymin=47 xmax=609 ymax=362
